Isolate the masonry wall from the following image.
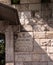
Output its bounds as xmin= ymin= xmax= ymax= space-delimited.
xmin=0 ymin=0 xmax=53 ymax=65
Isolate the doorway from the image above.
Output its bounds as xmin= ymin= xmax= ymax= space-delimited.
xmin=0 ymin=33 xmax=5 ymax=65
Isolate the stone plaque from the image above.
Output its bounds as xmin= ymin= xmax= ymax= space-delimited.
xmin=15 ymin=32 xmax=33 ymax=52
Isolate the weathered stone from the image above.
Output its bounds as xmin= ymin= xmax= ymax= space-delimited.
xmin=6 ymin=63 xmax=14 ymax=65
xmin=40 ymin=39 xmax=53 ymax=46
xmin=48 ymin=62 xmax=53 ymax=65
xmin=15 ymin=4 xmax=29 ymax=11
xmin=47 ymin=47 xmax=53 ymax=53
xmin=24 ymin=62 xmax=32 ymax=65
xmin=20 ymin=0 xmax=28 ymax=3
xmin=28 ymin=0 xmax=40 ymax=3
xmin=33 ymin=62 xmax=48 ymax=65
xmin=34 ymin=46 xmax=46 ymax=53
xmin=34 ymin=39 xmax=40 ymax=46
xmin=15 ymin=62 xmax=23 ymax=65
xmin=34 ymin=32 xmax=46 ymax=39
xmin=46 ymin=31 xmax=53 ymax=39
xmin=20 ymin=25 xmax=33 ymax=32
xmin=15 ymin=54 xmax=32 ymax=61
xmin=32 ymin=54 xmax=41 ymax=61
xmin=29 ymin=4 xmax=41 ymax=10
xmin=41 ymin=54 xmax=50 ymax=61
xmin=48 ymin=54 xmax=53 ymax=61
xmin=15 ymin=32 xmax=33 ymax=52
xmin=33 ymin=24 xmax=45 ymax=32
xmin=5 ymin=26 xmax=14 ymax=62
xmin=0 ymin=0 xmax=10 ymax=4
xmin=39 ymin=62 xmax=48 ymax=65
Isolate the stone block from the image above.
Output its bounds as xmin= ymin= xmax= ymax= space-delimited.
xmin=41 ymin=54 xmax=50 ymax=61
xmin=6 ymin=48 xmax=14 ymax=62
xmin=32 ymin=62 xmax=48 ymax=65
xmin=34 ymin=32 xmax=45 ymax=39
xmin=15 ymin=54 xmax=32 ymax=61
xmin=28 ymin=0 xmax=40 ymax=3
xmin=34 ymin=46 xmax=46 ymax=53
xmin=0 ymin=0 xmax=10 ymax=4
xmin=48 ymin=54 xmax=53 ymax=61
xmin=47 ymin=47 xmax=53 ymax=53
xmin=20 ymin=25 xmax=33 ymax=32
xmin=15 ymin=62 xmax=23 ymax=65
xmin=15 ymin=4 xmax=29 ymax=11
xmin=48 ymin=62 xmax=53 ymax=65
xmin=33 ymin=24 xmax=45 ymax=32
xmin=32 ymin=54 xmax=41 ymax=61
xmin=6 ymin=63 xmax=14 ymax=65
xmin=29 ymin=4 xmax=41 ymax=10
xmin=34 ymin=39 xmax=41 ymax=46
xmin=20 ymin=0 xmax=28 ymax=3
xmin=39 ymin=62 xmax=48 ymax=65
xmin=46 ymin=31 xmax=53 ymax=39
xmin=15 ymin=32 xmax=33 ymax=52
xmin=24 ymin=62 xmax=32 ymax=65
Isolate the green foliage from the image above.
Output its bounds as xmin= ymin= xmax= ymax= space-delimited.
xmin=11 ymin=0 xmax=20 ymax=4
xmin=0 ymin=40 xmax=5 ymax=65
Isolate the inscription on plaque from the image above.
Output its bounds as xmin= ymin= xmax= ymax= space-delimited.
xmin=15 ymin=32 xmax=33 ymax=52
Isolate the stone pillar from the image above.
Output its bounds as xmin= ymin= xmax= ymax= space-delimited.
xmin=5 ymin=26 xmax=14 ymax=65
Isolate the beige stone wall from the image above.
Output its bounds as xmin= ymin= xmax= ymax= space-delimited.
xmin=0 ymin=0 xmax=53 ymax=65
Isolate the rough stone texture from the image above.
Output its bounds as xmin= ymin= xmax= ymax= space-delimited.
xmin=15 ymin=62 xmax=23 ymax=65
xmin=0 ymin=0 xmax=53 ymax=65
xmin=0 ymin=0 xmax=10 ymax=4
xmin=15 ymin=54 xmax=32 ymax=61
xmin=6 ymin=63 xmax=14 ymax=65
xmin=5 ymin=26 xmax=14 ymax=62
xmin=15 ymin=32 xmax=33 ymax=52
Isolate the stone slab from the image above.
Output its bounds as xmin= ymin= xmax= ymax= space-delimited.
xmin=15 ymin=32 xmax=33 ymax=52
xmin=15 ymin=54 xmax=32 ymax=61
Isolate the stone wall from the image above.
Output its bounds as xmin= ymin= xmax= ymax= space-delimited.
xmin=0 ymin=0 xmax=53 ymax=65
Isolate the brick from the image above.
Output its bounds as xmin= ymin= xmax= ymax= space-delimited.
xmin=29 ymin=4 xmax=41 ymax=10
xmin=15 ymin=54 xmax=32 ymax=61
xmin=34 ymin=32 xmax=45 ymax=39
xmin=20 ymin=25 xmax=33 ymax=32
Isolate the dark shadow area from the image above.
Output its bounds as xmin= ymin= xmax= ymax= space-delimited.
xmin=0 ymin=33 xmax=5 ymax=65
